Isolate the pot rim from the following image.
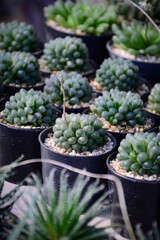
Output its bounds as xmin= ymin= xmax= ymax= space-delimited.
xmin=107 ymin=151 xmax=160 ymax=184
xmin=39 ymin=126 xmax=117 ymax=159
xmin=3 ymin=80 xmax=45 ymax=90
xmin=106 ymin=40 xmax=160 ymax=65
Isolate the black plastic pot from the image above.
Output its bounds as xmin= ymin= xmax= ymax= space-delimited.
xmin=0 ymin=90 xmax=9 ymax=111
xmin=107 ymin=41 xmax=160 ymax=86
xmin=39 ymin=59 xmax=97 ymax=80
xmin=3 ymin=82 xmax=45 ymax=98
xmin=54 ymin=105 xmax=89 ymax=114
xmin=141 ymin=92 xmax=160 ymax=126
xmin=148 ymin=126 xmax=160 ymax=133
xmin=32 ymin=42 xmax=44 ymax=59
xmin=45 ymin=22 xmax=113 ymax=67
xmin=0 ymin=121 xmax=46 ymax=183
xmin=107 ymin=152 xmax=160 ymax=238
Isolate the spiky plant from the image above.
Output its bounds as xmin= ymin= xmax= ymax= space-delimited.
xmin=0 ymin=20 xmax=39 ymax=52
xmin=44 ymin=0 xmax=118 ymax=35
xmin=112 ymin=20 xmax=160 ymax=56
xmin=44 ymin=71 xmax=92 ymax=106
xmin=8 ymin=171 xmax=111 ymax=240
xmin=3 ymin=89 xmax=57 ymax=126
xmin=148 ymin=83 xmax=160 ymax=113
xmin=53 ymin=113 xmax=108 ymax=152
xmin=41 ymin=36 xmax=90 ymax=72
xmin=117 ymin=132 xmax=160 ymax=176
xmin=0 ymin=51 xmax=41 ymax=86
xmin=95 ymin=58 xmax=139 ymax=91
xmin=90 ymin=89 xmax=146 ymax=126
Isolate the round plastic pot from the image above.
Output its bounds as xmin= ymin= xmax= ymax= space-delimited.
xmin=142 ymin=92 xmax=160 ymax=126
xmin=0 ymin=121 xmax=45 ymax=183
xmin=45 ymin=22 xmax=113 ymax=67
xmin=32 ymin=42 xmax=44 ymax=59
xmin=107 ymin=152 xmax=160 ymax=238
xmin=3 ymin=82 xmax=45 ymax=98
xmin=148 ymin=126 xmax=160 ymax=133
xmin=107 ymin=41 xmax=160 ymax=86
xmin=0 ymin=90 xmax=9 ymax=111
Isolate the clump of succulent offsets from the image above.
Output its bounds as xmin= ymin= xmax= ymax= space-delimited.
xmin=117 ymin=132 xmax=160 ymax=176
xmin=3 ymin=89 xmax=57 ymax=127
xmin=52 ymin=113 xmax=108 ymax=152
xmin=90 ymin=89 xmax=146 ymax=127
xmin=41 ymin=36 xmax=90 ymax=72
xmin=44 ymin=71 xmax=92 ymax=106
xmin=95 ymin=58 xmax=139 ymax=91
xmin=0 ymin=51 xmax=41 ymax=86
xmin=148 ymin=83 xmax=160 ymax=113
xmin=0 ymin=20 xmax=39 ymax=52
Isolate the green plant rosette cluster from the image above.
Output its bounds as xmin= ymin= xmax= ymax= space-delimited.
xmin=0 ymin=51 xmax=41 ymax=85
xmin=148 ymin=83 xmax=160 ymax=113
xmin=44 ymin=0 xmax=118 ymax=35
xmin=96 ymin=58 xmax=139 ymax=91
xmin=42 ymin=36 xmax=89 ymax=72
xmin=117 ymin=132 xmax=160 ymax=176
xmin=90 ymin=89 xmax=146 ymax=126
xmin=0 ymin=20 xmax=39 ymax=52
xmin=44 ymin=71 xmax=92 ymax=106
xmin=112 ymin=20 xmax=160 ymax=56
xmin=53 ymin=113 xmax=108 ymax=152
xmin=3 ymin=89 xmax=57 ymax=126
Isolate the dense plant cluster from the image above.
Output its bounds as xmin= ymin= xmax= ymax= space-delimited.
xmin=112 ymin=20 xmax=160 ymax=56
xmin=44 ymin=71 xmax=92 ymax=106
xmin=0 ymin=51 xmax=41 ymax=85
xmin=148 ymin=83 xmax=160 ymax=113
xmin=90 ymin=89 xmax=146 ymax=126
xmin=41 ymin=36 xmax=89 ymax=72
xmin=3 ymin=89 xmax=57 ymax=126
xmin=53 ymin=113 xmax=108 ymax=152
xmin=44 ymin=0 xmax=118 ymax=35
xmin=117 ymin=132 xmax=160 ymax=175
xmin=96 ymin=58 xmax=139 ymax=91
xmin=0 ymin=20 xmax=39 ymax=52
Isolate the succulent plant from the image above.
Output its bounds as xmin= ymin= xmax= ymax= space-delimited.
xmin=96 ymin=58 xmax=139 ymax=91
xmin=0 ymin=20 xmax=39 ymax=52
xmin=41 ymin=36 xmax=89 ymax=72
xmin=53 ymin=113 xmax=108 ymax=152
xmin=3 ymin=89 xmax=57 ymax=126
xmin=148 ymin=83 xmax=160 ymax=113
xmin=90 ymin=89 xmax=146 ymax=126
xmin=44 ymin=71 xmax=92 ymax=106
xmin=117 ymin=132 xmax=160 ymax=176
xmin=0 ymin=51 xmax=41 ymax=85
xmin=44 ymin=0 xmax=118 ymax=35
xmin=112 ymin=20 xmax=160 ymax=56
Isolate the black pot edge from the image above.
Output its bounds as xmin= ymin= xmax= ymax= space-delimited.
xmin=3 ymin=81 xmax=45 ymax=91
xmin=39 ymin=126 xmax=117 ymax=159
xmin=0 ymin=89 xmax=9 ymax=104
xmin=106 ymin=152 xmax=160 ymax=184
xmin=148 ymin=126 xmax=160 ymax=133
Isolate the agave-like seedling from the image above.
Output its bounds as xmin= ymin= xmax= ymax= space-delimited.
xmin=112 ymin=20 xmax=160 ymax=56
xmin=0 ymin=51 xmax=41 ymax=85
xmin=44 ymin=0 xmax=118 ymax=35
xmin=8 ymin=171 xmax=110 ymax=240
xmin=95 ymin=58 xmax=139 ymax=91
xmin=148 ymin=83 xmax=160 ymax=113
xmin=44 ymin=71 xmax=92 ymax=106
xmin=3 ymin=89 xmax=57 ymax=126
xmin=53 ymin=113 xmax=108 ymax=152
xmin=90 ymin=89 xmax=146 ymax=126
xmin=0 ymin=20 xmax=39 ymax=52
xmin=41 ymin=36 xmax=89 ymax=72
xmin=117 ymin=132 xmax=160 ymax=176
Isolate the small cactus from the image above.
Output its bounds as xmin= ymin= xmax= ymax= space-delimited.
xmin=53 ymin=113 xmax=108 ymax=152
xmin=148 ymin=83 xmax=160 ymax=113
xmin=90 ymin=89 xmax=146 ymax=126
xmin=3 ymin=89 xmax=57 ymax=126
xmin=44 ymin=71 xmax=92 ymax=106
xmin=41 ymin=36 xmax=89 ymax=72
xmin=117 ymin=132 xmax=160 ymax=176
xmin=0 ymin=20 xmax=39 ymax=52
xmin=96 ymin=58 xmax=139 ymax=91
xmin=0 ymin=51 xmax=41 ymax=85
